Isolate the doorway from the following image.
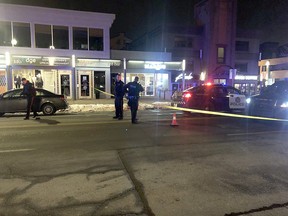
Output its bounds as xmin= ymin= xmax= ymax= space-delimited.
xmin=58 ymin=72 xmax=72 ymax=99
xmin=78 ymin=71 xmax=92 ymax=99
xmin=94 ymin=71 xmax=105 ymax=99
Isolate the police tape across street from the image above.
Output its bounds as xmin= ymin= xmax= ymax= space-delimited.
xmin=94 ymin=87 xmax=288 ymax=122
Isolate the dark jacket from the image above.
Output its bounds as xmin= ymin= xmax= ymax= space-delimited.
xmin=124 ymin=81 xmax=144 ymax=97
xmin=22 ymin=81 xmax=36 ymax=97
xmin=114 ymin=80 xmax=125 ymax=97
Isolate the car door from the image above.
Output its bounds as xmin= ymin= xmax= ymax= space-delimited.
xmin=0 ymin=90 xmax=27 ymax=113
xmin=252 ymin=86 xmax=277 ymax=117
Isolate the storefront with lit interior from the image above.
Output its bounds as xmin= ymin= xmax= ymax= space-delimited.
xmin=111 ymin=60 xmax=183 ymax=98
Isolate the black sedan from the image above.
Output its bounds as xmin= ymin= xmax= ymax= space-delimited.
xmin=181 ymin=84 xmax=246 ymax=113
xmin=246 ymin=80 xmax=288 ymax=119
xmin=0 ymin=88 xmax=68 ymax=116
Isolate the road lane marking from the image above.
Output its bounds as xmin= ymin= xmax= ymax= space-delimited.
xmin=227 ymin=130 xmax=288 ymax=136
xmin=0 ymin=148 xmax=35 ymax=153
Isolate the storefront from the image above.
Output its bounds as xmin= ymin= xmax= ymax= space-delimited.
xmin=111 ymin=60 xmax=182 ymax=99
xmin=233 ymin=75 xmax=258 ymax=96
xmin=7 ymin=55 xmax=73 ymax=99
xmin=76 ymin=59 xmax=119 ymax=99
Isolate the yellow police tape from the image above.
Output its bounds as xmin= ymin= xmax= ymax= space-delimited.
xmin=95 ymin=87 xmax=288 ymax=122
xmin=165 ymin=105 xmax=288 ymax=122
xmin=94 ymin=88 xmax=128 ymax=100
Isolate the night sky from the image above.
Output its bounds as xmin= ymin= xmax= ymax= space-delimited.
xmin=1 ymin=0 xmax=288 ymax=44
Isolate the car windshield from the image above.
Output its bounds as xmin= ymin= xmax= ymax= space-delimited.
xmin=226 ymin=87 xmax=241 ymax=95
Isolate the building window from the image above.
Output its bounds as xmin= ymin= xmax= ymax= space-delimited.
xmin=35 ymin=24 xmax=52 ymax=48
xmin=174 ymin=36 xmax=193 ymax=48
xmin=89 ymin=28 xmax=103 ymax=51
xmin=0 ymin=21 xmax=12 ymax=46
xmin=73 ymin=27 xmax=88 ymax=50
xmin=235 ymin=63 xmax=248 ymax=73
xmin=217 ymin=46 xmax=225 ymax=64
xmin=53 ymin=25 xmax=69 ymax=49
xmin=13 ymin=22 xmax=31 ymax=47
xmin=236 ymin=41 xmax=249 ymax=52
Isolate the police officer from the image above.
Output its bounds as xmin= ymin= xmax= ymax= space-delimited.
xmin=113 ymin=74 xmax=125 ymax=120
xmin=124 ymin=76 xmax=144 ymax=124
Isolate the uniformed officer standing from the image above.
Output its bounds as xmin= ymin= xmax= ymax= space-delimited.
xmin=113 ymin=74 xmax=125 ymax=120
xmin=124 ymin=76 xmax=144 ymax=124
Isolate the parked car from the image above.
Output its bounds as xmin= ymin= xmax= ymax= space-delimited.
xmin=0 ymin=88 xmax=68 ymax=116
xmin=246 ymin=80 xmax=288 ymax=119
xmin=181 ymin=83 xmax=246 ymax=113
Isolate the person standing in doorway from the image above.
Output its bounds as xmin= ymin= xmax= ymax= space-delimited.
xmin=113 ymin=74 xmax=125 ymax=120
xmin=21 ymin=78 xmax=37 ymax=120
xmin=124 ymin=76 xmax=144 ymax=124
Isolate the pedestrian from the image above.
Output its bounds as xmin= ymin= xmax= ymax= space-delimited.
xmin=113 ymin=74 xmax=125 ymax=120
xmin=21 ymin=78 xmax=37 ymax=120
xmin=124 ymin=76 xmax=144 ymax=124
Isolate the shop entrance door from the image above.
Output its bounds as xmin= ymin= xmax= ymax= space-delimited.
xmin=58 ymin=72 xmax=72 ymax=99
xmin=94 ymin=71 xmax=105 ymax=99
xmin=78 ymin=71 xmax=92 ymax=99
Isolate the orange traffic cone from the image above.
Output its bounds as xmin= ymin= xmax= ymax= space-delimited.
xmin=170 ymin=113 xmax=179 ymax=126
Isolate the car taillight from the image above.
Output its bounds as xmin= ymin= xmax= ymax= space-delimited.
xmin=183 ymin=93 xmax=192 ymax=98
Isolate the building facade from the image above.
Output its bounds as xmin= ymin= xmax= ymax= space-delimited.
xmin=0 ymin=3 xmax=115 ymax=99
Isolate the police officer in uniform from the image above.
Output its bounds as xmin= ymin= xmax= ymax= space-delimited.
xmin=124 ymin=76 xmax=144 ymax=124
xmin=113 ymin=74 xmax=125 ymax=120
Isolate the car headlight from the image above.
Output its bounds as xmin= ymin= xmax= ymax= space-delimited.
xmin=280 ymin=102 xmax=288 ymax=108
xmin=246 ymin=98 xmax=251 ymax=104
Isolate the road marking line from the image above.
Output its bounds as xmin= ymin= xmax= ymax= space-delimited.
xmin=227 ymin=130 xmax=288 ymax=136
xmin=0 ymin=148 xmax=35 ymax=153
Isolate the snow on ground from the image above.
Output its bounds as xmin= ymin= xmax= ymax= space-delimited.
xmin=62 ymin=101 xmax=171 ymax=113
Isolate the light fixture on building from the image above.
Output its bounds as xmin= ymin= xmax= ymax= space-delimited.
xmin=49 ymin=45 xmax=55 ymax=49
xmin=11 ymin=38 xmax=17 ymax=46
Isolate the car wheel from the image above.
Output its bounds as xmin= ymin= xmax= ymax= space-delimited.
xmin=0 ymin=112 xmax=4 ymax=117
xmin=204 ymin=103 xmax=215 ymax=111
xmin=42 ymin=103 xmax=55 ymax=115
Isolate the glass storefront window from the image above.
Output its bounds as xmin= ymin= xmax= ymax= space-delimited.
xmin=0 ymin=21 xmax=12 ymax=46
xmin=124 ymin=73 xmax=169 ymax=97
xmin=35 ymin=24 xmax=52 ymax=48
xmin=89 ymin=28 xmax=103 ymax=51
xmin=53 ymin=25 xmax=69 ymax=49
xmin=73 ymin=27 xmax=88 ymax=50
xmin=13 ymin=22 xmax=31 ymax=47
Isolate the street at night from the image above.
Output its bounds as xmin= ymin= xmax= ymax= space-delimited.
xmin=1 ymin=110 xmax=288 ymax=215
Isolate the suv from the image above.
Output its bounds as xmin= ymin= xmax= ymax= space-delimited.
xmin=181 ymin=84 xmax=246 ymax=113
xmin=246 ymin=80 xmax=288 ymax=119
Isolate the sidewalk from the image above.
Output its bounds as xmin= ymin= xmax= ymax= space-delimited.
xmin=65 ymin=98 xmax=172 ymax=113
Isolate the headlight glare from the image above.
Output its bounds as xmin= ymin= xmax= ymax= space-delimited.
xmin=246 ymin=98 xmax=251 ymax=104
xmin=280 ymin=102 xmax=288 ymax=108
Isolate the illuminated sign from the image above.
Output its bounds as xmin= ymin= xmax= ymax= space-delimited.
xmin=235 ymin=75 xmax=258 ymax=80
xmin=12 ymin=56 xmax=71 ymax=66
xmin=144 ymin=63 xmax=166 ymax=70
xmin=175 ymin=73 xmax=193 ymax=82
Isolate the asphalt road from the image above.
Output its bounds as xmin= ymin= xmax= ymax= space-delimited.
xmin=1 ymin=110 xmax=288 ymax=216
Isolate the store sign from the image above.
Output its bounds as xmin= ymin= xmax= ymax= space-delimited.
xmin=235 ymin=75 xmax=258 ymax=80
xmin=77 ymin=59 xmax=121 ymax=67
xmin=175 ymin=73 xmax=193 ymax=82
xmin=144 ymin=63 xmax=166 ymax=70
xmin=12 ymin=56 xmax=71 ymax=66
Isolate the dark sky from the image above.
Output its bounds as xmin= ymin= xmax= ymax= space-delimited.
xmin=1 ymin=0 xmax=288 ymax=43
